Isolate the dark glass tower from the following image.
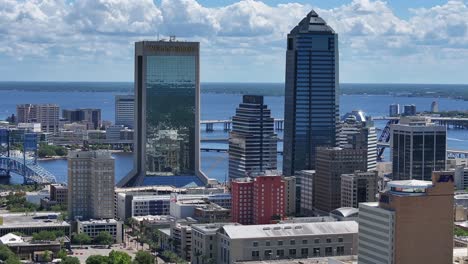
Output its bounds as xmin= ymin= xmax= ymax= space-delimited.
xmin=228 ymin=95 xmax=277 ymax=180
xmin=118 ymin=41 xmax=201 ymax=187
xmin=283 ymin=11 xmax=339 ymax=176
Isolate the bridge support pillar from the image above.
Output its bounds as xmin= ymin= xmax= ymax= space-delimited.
xmin=206 ymin=123 xmax=214 ymax=132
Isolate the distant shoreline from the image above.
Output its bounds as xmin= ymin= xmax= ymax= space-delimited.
xmin=0 ymin=82 xmax=467 ymax=100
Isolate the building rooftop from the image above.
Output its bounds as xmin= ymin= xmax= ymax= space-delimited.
xmin=0 ymin=233 xmax=24 ymax=244
xmin=142 ymin=175 xmax=204 ymax=188
xmin=330 ymin=207 xmax=359 ymax=218
xmin=222 ymin=221 xmax=358 ymax=239
xmin=77 ymin=219 xmax=119 ymax=225
xmin=132 ymin=215 xmax=176 ymax=222
xmin=234 ymin=255 xmax=357 ymax=264
xmin=191 ymin=223 xmax=239 ymax=234
xmin=290 ymin=10 xmax=335 ymax=34
xmin=387 ymin=180 xmax=433 ymax=189
xmin=0 ymin=212 xmax=69 ymax=228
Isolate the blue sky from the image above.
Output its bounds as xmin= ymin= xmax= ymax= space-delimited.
xmin=1 ymin=0 xmax=468 ymax=83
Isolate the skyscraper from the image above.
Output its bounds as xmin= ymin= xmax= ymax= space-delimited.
xmin=115 ymin=95 xmax=135 ymax=128
xmin=68 ymin=150 xmax=115 ymax=220
xmin=314 ymin=147 xmax=367 ymax=213
xmin=118 ymin=40 xmax=201 ymax=187
xmin=283 ymin=10 xmax=339 ymax=176
xmin=431 ymin=101 xmax=439 ymax=113
xmin=358 ymin=171 xmax=454 ymax=264
xmin=62 ymin=108 xmax=101 ymax=129
xmin=16 ymin=104 xmax=60 ymax=134
xmin=391 ymin=117 xmax=446 ymax=181
xmin=338 ymin=111 xmax=378 ymax=171
xmin=389 ymin=103 xmax=400 ymax=117
xmin=402 ymin=104 xmax=416 ymax=116
xmin=228 ymin=95 xmax=277 ymax=180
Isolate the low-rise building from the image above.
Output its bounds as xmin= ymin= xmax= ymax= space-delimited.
xmin=193 ymin=203 xmax=231 ymax=223
xmin=77 ymin=219 xmax=123 ymax=244
xmin=217 ymin=221 xmax=358 ymax=263
xmin=191 ymin=223 xmax=239 ymax=264
xmin=0 ymin=212 xmax=70 ymax=237
xmin=170 ymin=218 xmax=198 ymax=261
xmin=50 ymin=184 xmax=68 ymax=206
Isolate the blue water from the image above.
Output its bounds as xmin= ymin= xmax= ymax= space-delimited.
xmin=0 ymin=86 xmax=466 ymax=184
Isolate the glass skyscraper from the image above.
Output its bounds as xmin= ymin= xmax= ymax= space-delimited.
xmin=118 ymin=41 xmax=201 ymax=187
xmin=283 ymin=11 xmax=339 ymax=176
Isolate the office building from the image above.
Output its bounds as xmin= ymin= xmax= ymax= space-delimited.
xmin=391 ymin=117 xmax=446 ymax=181
xmin=296 ymin=170 xmax=315 ymax=216
xmin=431 ymin=101 xmax=439 ymax=113
xmin=283 ymin=10 xmax=339 ymax=175
xmin=314 ymin=147 xmax=367 ymax=213
xmin=389 ymin=104 xmax=400 ymax=117
xmin=62 ymin=108 xmax=101 ymax=129
xmin=68 ymin=150 xmax=115 ymax=220
xmin=0 ymin=212 xmax=70 ymax=237
xmin=228 ymin=95 xmax=277 ymax=180
xmin=217 ymin=221 xmax=358 ymax=263
xmin=49 ymin=184 xmax=67 ymax=207
xmin=77 ymin=219 xmax=123 ymax=244
xmin=340 ymin=171 xmax=378 ymax=208
xmin=358 ymin=171 xmax=454 ymax=264
xmin=16 ymin=104 xmax=59 ymax=133
xmin=450 ymin=158 xmax=468 ymax=190
xmin=338 ymin=110 xmax=378 ymax=171
xmin=231 ymin=174 xmax=285 ymax=225
xmin=115 ymin=95 xmax=135 ymax=128
xmin=118 ymin=40 xmax=201 ymax=188
xmin=283 ymin=176 xmax=297 ymax=216
xmin=402 ymin=104 xmax=416 ymax=116
xmin=191 ymin=223 xmax=238 ymax=264
xmin=170 ymin=218 xmax=198 ymax=261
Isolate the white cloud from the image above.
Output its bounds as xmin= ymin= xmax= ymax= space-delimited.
xmin=0 ymin=0 xmax=468 ymax=82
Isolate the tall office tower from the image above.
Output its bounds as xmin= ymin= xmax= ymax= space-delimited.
xmin=115 ymin=95 xmax=135 ymax=128
xmin=391 ymin=117 xmax=446 ymax=181
xmin=402 ymin=104 xmax=416 ymax=116
xmin=431 ymin=101 xmax=439 ymax=113
xmin=358 ymin=171 xmax=454 ymax=264
xmin=62 ymin=108 xmax=102 ymax=129
xmin=231 ymin=174 xmax=285 ymax=225
xmin=228 ymin=95 xmax=277 ymax=180
xmin=389 ymin=103 xmax=400 ymax=117
xmin=68 ymin=150 xmax=115 ymax=220
xmin=340 ymin=171 xmax=378 ymax=208
xmin=283 ymin=11 xmax=339 ymax=176
xmin=314 ymin=147 xmax=367 ymax=213
xmin=16 ymin=104 xmax=59 ymax=133
xmin=338 ymin=111 xmax=378 ymax=171
xmin=118 ymin=41 xmax=200 ymax=187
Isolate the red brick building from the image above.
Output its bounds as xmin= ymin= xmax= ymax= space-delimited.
xmin=231 ymin=175 xmax=285 ymax=225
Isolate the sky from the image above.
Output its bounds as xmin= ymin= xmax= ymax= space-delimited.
xmin=1 ymin=0 xmax=468 ymax=83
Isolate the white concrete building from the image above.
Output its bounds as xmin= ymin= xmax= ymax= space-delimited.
xmin=77 ymin=219 xmax=123 ymax=244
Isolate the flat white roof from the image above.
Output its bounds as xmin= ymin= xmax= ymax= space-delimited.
xmin=387 ymin=180 xmax=433 ymax=189
xmin=222 ymin=221 xmax=358 ymax=239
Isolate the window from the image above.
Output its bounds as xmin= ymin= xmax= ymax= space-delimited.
xmin=289 ymin=249 xmax=296 ymax=256
xmin=278 ymin=240 xmax=283 ymax=246
xmin=302 ymin=239 xmax=308 ymax=244
xmin=337 ymin=246 xmax=345 ymax=256
xmin=253 ymin=242 xmax=258 ymax=247
xmin=325 ymin=247 xmax=333 ymax=256
xmin=338 ymin=237 xmax=343 ymax=242
xmin=326 ymin=238 xmax=332 ymax=243
xmin=290 ymin=239 xmax=296 ymax=245
xmin=251 ymin=251 xmax=259 ymax=258
xmin=313 ymin=248 xmax=321 ymax=257
xmin=266 ymin=241 xmax=271 ymax=246
xmin=264 ymin=250 xmax=272 ymax=259
xmin=277 ymin=249 xmax=284 ymax=257
xmin=314 ymin=238 xmax=320 ymax=244
xmin=301 ymin=248 xmax=309 ymax=257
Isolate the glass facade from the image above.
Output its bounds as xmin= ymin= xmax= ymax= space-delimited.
xmin=283 ymin=11 xmax=339 ymax=175
xmin=145 ymin=55 xmax=196 ymax=176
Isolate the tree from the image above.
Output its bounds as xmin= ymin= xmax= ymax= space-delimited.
xmin=109 ymin=250 xmax=132 ymax=264
xmin=94 ymin=231 xmax=113 ymax=245
xmin=61 ymin=256 xmax=80 ymax=264
xmin=0 ymin=245 xmax=16 ymax=261
xmin=57 ymin=249 xmax=68 ymax=259
xmin=32 ymin=230 xmax=57 ymax=241
xmin=42 ymin=250 xmax=52 ymax=262
xmin=86 ymin=255 xmax=109 ymax=264
xmin=133 ymin=251 xmax=154 ymax=264
xmin=4 ymin=258 xmax=21 ymax=264
xmin=73 ymin=232 xmax=92 ymax=246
